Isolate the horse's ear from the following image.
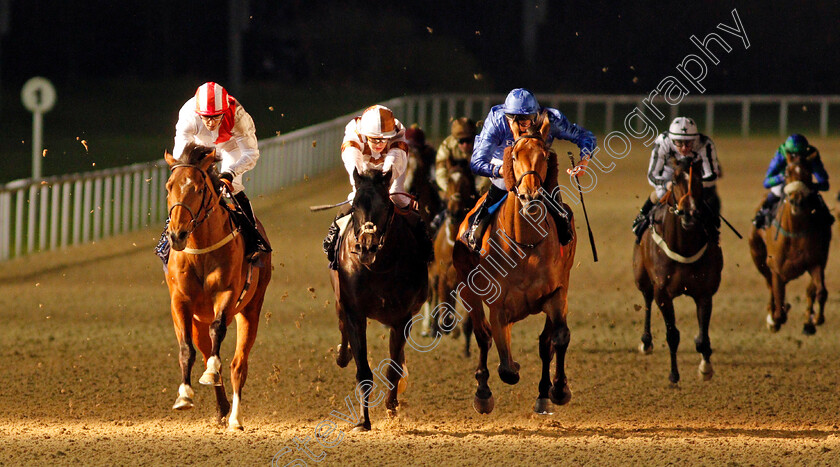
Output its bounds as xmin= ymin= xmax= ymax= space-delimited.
xmin=509 ymin=118 xmax=521 ymax=140
xmin=379 ymin=169 xmax=394 ymax=187
xmin=164 ymin=149 xmax=176 ymax=166
xmin=199 ymin=148 xmax=217 ymax=171
xmin=353 ymin=167 xmax=362 ymax=187
xmin=538 ymin=110 xmax=550 ymax=140
xmin=502 ymin=146 xmax=516 ymax=191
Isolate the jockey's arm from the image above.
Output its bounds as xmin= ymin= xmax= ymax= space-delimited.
xmin=173 ymin=100 xmax=199 ymax=159
xmin=470 ymin=113 xmax=505 ymax=179
xmin=763 ymin=151 xmax=787 ymax=189
xmin=646 ymin=137 xmax=670 ymax=189
xmin=810 ymin=151 xmax=830 ymax=191
xmin=226 ymin=107 xmax=260 ymax=178
xmin=434 ymin=141 xmax=452 ymax=191
xmin=548 ymin=108 xmax=597 ymax=177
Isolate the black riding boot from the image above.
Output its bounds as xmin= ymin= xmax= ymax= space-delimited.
xmin=463 ymin=185 xmax=506 ymax=251
xmin=753 ymin=193 xmax=779 ymax=229
xmin=547 ymin=194 xmax=573 ymax=246
xmin=233 ymin=191 xmax=272 ymax=262
xmin=324 ymin=203 xmax=353 ymax=270
xmin=633 ymin=198 xmax=655 ymax=244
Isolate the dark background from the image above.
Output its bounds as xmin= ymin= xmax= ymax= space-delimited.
xmin=0 ymin=0 xmax=838 ymax=181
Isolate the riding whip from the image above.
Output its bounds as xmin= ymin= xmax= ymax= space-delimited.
xmin=703 ymin=199 xmax=742 ymax=239
xmin=309 ymin=199 xmax=351 ymax=212
xmin=567 ymin=152 xmax=598 ymax=262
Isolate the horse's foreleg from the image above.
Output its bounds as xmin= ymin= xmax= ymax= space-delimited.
xmin=534 ymin=316 xmax=555 ymax=414
xmin=490 ymin=310 xmax=519 ymax=385
xmin=228 ymin=307 xmax=260 ymax=431
xmin=693 ymin=295 xmax=714 ymax=381
xmin=463 ymin=288 xmax=494 ymax=414
xmin=384 ymin=320 xmax=409 ymax=418
xmin=170 ymin=302 xmax=196 ymax=411
xmin=769 ymin=273 xmax=788 ymax=331
xmin=335 ymin=306 xmax=352 ymax=368
xmin=547 ymin=291 xmax=572 ymax=406
xmin=639 ymin=278 xmax=655 ymax=355
xmin=654 ymin=289 xmax=681 ymax=384
xmin=345 ymin=313 xmax=373 ymax=431
xmin=199 ymin=314 xmax=227 ymax=386
xmin=192 ymin=319 xmax=229 ymax=424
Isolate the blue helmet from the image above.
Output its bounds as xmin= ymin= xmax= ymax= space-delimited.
xmin=502 ymin=88 xmax=539 ymax=115
xmin=783 ymin=134 xmax=809 ymax=154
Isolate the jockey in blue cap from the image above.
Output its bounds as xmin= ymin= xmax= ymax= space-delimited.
xmin=753 ymin=133 xmax=832 ymax=229
xmin=464 ymin=88 xmax=597 ymax=250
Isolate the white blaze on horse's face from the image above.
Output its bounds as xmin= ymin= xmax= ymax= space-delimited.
xmin=179 ymin=176 xmax=194 ymax=193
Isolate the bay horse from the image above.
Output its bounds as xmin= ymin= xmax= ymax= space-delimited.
xmin=633 ymin=156 xmax=723 ymax=384
xmin=749 ymin=152 xmax=831 ymax=334
xmin=452 ymin=113 xmax=577 ymax=415
xmin=405 ymin=144 xmax=442 ymax=231
xmin=164 ymin=142 xmax=272 ymax=430
xmin=331 ymin=169 xmax=428 ymax=431
xmin=425 ymin=158 xmax=478 ymax=354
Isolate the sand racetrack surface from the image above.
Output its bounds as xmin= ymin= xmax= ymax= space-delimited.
xmin=2 ymin=137 xmax=840 ymax=466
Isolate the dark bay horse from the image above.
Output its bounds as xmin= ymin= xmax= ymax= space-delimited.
xmin=164 ymin=143 xmax=272 ymax=430
xmin=749 ymin=152 xmax=831 ymax=334
xmin=633 ymin=156 xmax=722 ymax=384
xmin=331 ymin=169 xmax=428 ymax=431
xmin=453 ymin=114 xmax=577 ymax=415
xmin=425 ymin=158 xmax=478 ymax=354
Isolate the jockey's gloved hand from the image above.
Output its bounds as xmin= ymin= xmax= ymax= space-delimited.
xmin=219 ymin=172 xmax=235 ymax=193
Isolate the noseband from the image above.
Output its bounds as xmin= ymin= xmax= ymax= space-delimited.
xmin=168 ymin=163 xmax=216 ymax=236
xmin=351 ymin=205 xmax=395 ymax=258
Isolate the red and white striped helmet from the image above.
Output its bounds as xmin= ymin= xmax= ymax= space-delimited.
xmin=194 ymin=82 xmax=229 ymax=116
xmin=359 ymin=105 xmax=397 ymax=138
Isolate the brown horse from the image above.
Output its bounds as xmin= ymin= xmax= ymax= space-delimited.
xmin=633 ymin=156 xmax=723 ymax=384
xmin=405 ymin=144 xmax=442 ymax=231
xmin=749 ymin=153 xmax=831 ymax=334
xmin=331 ymin=169 xmax=428 ymax=431
xmin=452 ymin=113 xmax=577 ymax=415
xmin=164 ymin=143 xmax=272 ymax=430
xmin=425 ymin=158 xmax=478 ymax=354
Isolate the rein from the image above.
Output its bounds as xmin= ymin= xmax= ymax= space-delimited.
xmin=511 ymin=135 xmax=546 ymax=192
xmin=168 ymin=163 xmax=235 ymax=254
xmin=652 ymin=164 xmax=708 ymax=263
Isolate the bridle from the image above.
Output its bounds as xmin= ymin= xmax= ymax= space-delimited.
xmin=510 ymin=134 xmax=547 ymax=199
xmin=351 ymin=198 xmax=395 ymax=260
xmin=167 ymin=163 xmax=218 ymax=237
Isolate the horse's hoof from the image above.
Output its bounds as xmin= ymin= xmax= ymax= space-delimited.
xmin=450 ymin=326 xmax=461 ymax=339
xmin=472 ymin=394 xmax=495 ymax=414
xmin=698 ymin=359 xmax=714 ymax=381
xmin=534 ymin=398 xmax=553 ymax=414
xmin=498 ymin=365 xmax=520 ymax=385
xmin=639 ymin=342 xmax=653 ymax=355
xmin=803 ymin=322 xmax=817 ymax=335
xmin=765 ymin=314 xmax=780 ymax=332
xmin=351 ymin=423 xmax=371 ymax=432
xmin=668 ymin=372 xmax=680 ymax=385
xmin=172 ymin=396 xmax=194 ymax=411
xmin=815 ymin=315 xmax=825 ymax=326
xmin=397 ymin=377 xmax=408 ymax=395
xmin=335 ymin=344 xmax=352 ymax=368
xmin=227 ymin=422 xmax=244 ymax=432
xmin=387 ymin=408 xmax=398 ymax=419
xmin=199 ymin=371 xmax=221 ymax=386
xmin=549 ymin=384 xmax=571 ymax=406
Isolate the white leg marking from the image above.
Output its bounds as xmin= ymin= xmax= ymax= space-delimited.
xmin=179 ymin=384 xmax=195 ymax=399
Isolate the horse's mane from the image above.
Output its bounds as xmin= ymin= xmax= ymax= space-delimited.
xmin=178 ymin=142 xmax=223 ymax=193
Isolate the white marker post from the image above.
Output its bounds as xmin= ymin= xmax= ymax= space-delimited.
xmin=21 ymin=77 xmax=57 ymax=180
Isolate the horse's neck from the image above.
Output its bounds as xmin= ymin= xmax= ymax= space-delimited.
xmin=186 ymin=203 xmax=232 ymax=249
xmin=778 ymin=197 xmax=812 ymax=232
xmin=498 ymin=195 xmax=549 ymax=246
xmin=659 ymin=204 xmax=706 ymax=252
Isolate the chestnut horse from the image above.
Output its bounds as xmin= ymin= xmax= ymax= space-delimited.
xmin=425 ymin=158 xmax=478 ymax=354
xmin=164 ymin=143 xmax=272 ymax=430
xmin=453 ymin=113 xmax=577 ymax=415
xmin=633 ymin=156 xmax=722 ymax=384
xmin=749 ymin=152 xmax=831 ymax=333
xmin=331 ymin=169 xmax=428 ymax=431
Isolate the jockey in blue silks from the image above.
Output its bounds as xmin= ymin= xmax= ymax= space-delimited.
xmin=753 ymin=133 xmax=832 ymax=229
xmin=464 ymin=88 xmax=597 ymax=250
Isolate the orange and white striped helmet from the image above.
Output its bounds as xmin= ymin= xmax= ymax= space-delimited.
xmin=359 ymin=105 xmax=397 ymax=138
xmin=194 ymin=82 xmax=229 ymax=116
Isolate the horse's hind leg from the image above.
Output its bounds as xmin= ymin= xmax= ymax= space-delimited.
xmin=534 ymin=316 xmax=555 ymax=414
xmin=170 ymin=302 xmax=197 ymax=411
xmin=749 ymin=232 xmax=778 ymax=326
xmin=654 ymin=289 xmax=681 ymax=384
xmin=769 ymin=273 xmax=789 ymax=331
xmin=384 ymin=319 xmax=410 ymax=418
xmin=462 ymin=314 xmax=473 ymax=358
xmin=803 ymin=265 xmax=827 ymax=334
xmin=463 ymin=288 xmax=494 ymax=414
xmin=193 ymin=319 xmax=230 ymax=425
xmin=693 ymin=295 xmax=714 ymax=381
